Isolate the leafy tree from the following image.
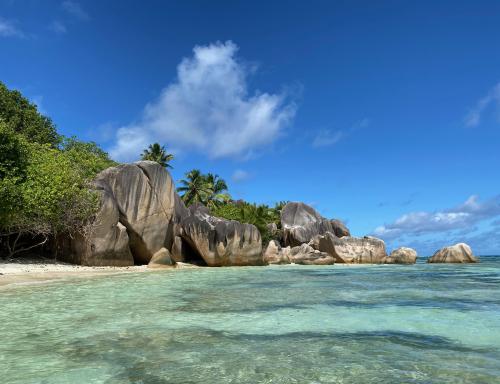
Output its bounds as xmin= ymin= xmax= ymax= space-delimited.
xmin=141 ymin=142 xmax=174 ymax=168
xmin=177 ymin=169 xmax=212 ymax=206
xmin=0 ymin=122 xmax=29 ymax=226
xmin=0 ymin=81 xmax=60 ymax=146
xmin=0 ymin=140 xmax=101 ymax=258
xmin=61 ymin=136 xmax=117 ymax=178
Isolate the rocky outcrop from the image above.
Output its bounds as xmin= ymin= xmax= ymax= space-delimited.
xmin=427 ymin=243 xmax=478 ymax=263
xmin=309 ymin=232 xmax=387 ymax=263
xmin=147 ymin=247 xmax=174 ymax=268
xmin=385 ymin=247 xmax=417 ymax=264
xmin=281 ymin=202 xmax=350 ymax=247
xmin=263 ymin=240 xmax=334 ymax=265
xmin=179 ymin=204 xmax=263 ymax=267
xmin=263 ymin=240 xmax=290 ymax=264
xmin=288 ymin=244 xmax=335 ymax=265
xmin=330 ymin=219 xmax=350 ymax=237
xmin=70 ymin=161 xmax=177 ymax=266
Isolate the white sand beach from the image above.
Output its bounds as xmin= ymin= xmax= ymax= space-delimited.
xmin=0 ymin=258 xmax=153 ymax=289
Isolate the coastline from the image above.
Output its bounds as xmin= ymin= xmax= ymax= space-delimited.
xmin=0 ymin=259 xmax=160 ymax=290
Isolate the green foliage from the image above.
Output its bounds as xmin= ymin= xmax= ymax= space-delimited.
xmin=19 ymin=143 xmax=100 ymax=234
xmin=0 ymin=102 xmax=116 ymax=257
xmin=61 ymin=136 xmax=117 ymax=178
xmin=212 ymin=200 xmax=285 ymax=244
xmin=141 ymin=142 xmax=174 ymax=168
xmin=0 ymin=81 xmax=60 ymax=146
xmin=0 ymin=122 xmax=29 ymax=224
xmin=177 ymin=169 xmax=230 ymax=208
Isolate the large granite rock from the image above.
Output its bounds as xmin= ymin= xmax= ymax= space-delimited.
xmin=309 ymin=232 xmax=387 ymax=263
xmin=427 ymin=243 xmax=478 ymax=263
xmin=385 ymin=247 xmax=417 ymax=264
xmin=70 ymin=161 xmax=177 ymax=266
xmin=263 ymin=240 xmax=290 ymax=265
xmin=70 ymin=188 xmax=133 ymax=266
xmin=263 ymin=241 xmax=334 ymax=265
xmin=180 ymin=204 xmax=263 ymax=267
xmin=147 ymin=247 xmax=175 ymax=268
xmin=281 ymin=202 xmax=350 ymax=247
xmin=330 ymin=219 xmax=350 ymax=237
xmin=288 ymin=243 xmax=335 ymax=265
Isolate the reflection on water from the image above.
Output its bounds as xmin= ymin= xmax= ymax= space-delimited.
xmin=1 ymin=257 xmax=500 ymax=383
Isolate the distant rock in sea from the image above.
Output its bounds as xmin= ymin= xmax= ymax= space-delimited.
xmin=427 ymin=243 xmax=478 ymax=263
xmin=385 ymin=247 xmax=417 ymax=264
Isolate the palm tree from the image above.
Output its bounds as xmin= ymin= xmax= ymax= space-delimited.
xmin=141 ymin=143 xmax=174 ymax=169
xmin=205 ymin=173 xmax=231 ymax=209
xmin=177 ymin=169 xmax=212 ymax=206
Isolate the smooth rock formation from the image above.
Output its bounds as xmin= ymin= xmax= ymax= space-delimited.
xmin=70 ymin=188 xmax=133 ymax=266
xmin=263 ymin=240 xmax=290 ymax=264
xmin=330 ymin=219 xmax=350 ymax=237
xmin=288 ymin=243 xmax=335 ymax=265
xmin=427 ymin=243 xmax=478 ymax=263
xmin=180 ymin=204 xmax=263 ymax=267
xmin=309 ymin=232 xmax=387 ymax=263
xmin=281 ymin=202 xmax=350 ymax=247
xmin=148 ymin=247 xmax=174 ymax=268
xmin=385 ymin=247 xmax=417 ymax=264
xmin=70 ymin=161 xmax=177 ymax=266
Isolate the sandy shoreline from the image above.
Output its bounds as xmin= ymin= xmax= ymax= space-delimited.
xmin=0 ymin=259 xmax=158 ymax=289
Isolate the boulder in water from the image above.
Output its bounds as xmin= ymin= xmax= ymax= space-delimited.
xmin=384 ymin=247 xmax=417 ymax=264
xmin=427 ymin=243 xmax=478 ymax=263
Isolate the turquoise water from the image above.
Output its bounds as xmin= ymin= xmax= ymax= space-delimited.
xmin=1 ymin=258 xmax=500 ymax=383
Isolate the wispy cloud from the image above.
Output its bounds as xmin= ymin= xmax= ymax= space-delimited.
xmin=464 ymin=82 xmax=500 ymax=127
xmin=0 ymin=17 xmax=24 ymax=38
xmin=311 ymin=118 xmax=369 ymax=148
xmin=231 ymin=169 xmax=250 ymax=183
xmin=312 ymin=130 xmax=343 ymax=147
xmin=49 ymin=20 xmax=67 ymax=34
xmin=110 ymin=41 xmax=296 ymax=161
xmin=31 ymin=95 xmax=47 ymax=115
xmin=62 ymin=1 xmax=90 ymax=21
xmin=373 ymin=194 xmax=500 ymax=241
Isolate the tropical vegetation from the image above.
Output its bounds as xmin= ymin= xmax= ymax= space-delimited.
xmin=0 ymin=82 xmax=116 ymax=259
xmin=0 ymin=81 xmax=287 ymax=258
xmin=141 ymin=142 xmax=174 ymax=168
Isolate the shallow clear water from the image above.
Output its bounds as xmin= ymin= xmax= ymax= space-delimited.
xmin=1 ymin=258 xmax=500 ymax=384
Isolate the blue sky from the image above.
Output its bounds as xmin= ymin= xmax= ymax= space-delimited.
xmin=1 ymin=0 xmax=500 ymax=255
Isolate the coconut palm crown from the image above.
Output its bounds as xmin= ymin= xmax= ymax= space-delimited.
xmin=141 ymin=143 xmax=174 ymax=169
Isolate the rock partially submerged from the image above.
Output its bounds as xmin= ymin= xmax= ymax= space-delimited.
xmin=385 ymin=247 xmax=417 ymax=264
xmin=281 ymin=202 xmax=350 ymax=247
xmin=427 ymin=243 xmax=478 ymax=263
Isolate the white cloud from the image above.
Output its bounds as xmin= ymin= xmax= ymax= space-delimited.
xmin=62 ymin=1 xmax=89 ymax=20
xmin=49 ymin=20 xmax=67 ymax=34
xmin=231 ymin=169 xmax=250 ymax=183
xmin=311 ymin=118 xmax=369 ymax=148
xmin=110 ymin=41 xmax=296 ymax=161
xmin=373 ymin=194 xmax=500 ymax=240
xmin=0 ymin=17 xmax=24 ymax=38
xmin=312 ymin=130 xmax=343 ymax=147
xmin=464 ymin=82 xmax=500 ymax=127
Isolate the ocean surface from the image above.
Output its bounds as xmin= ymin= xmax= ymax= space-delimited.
xmin=1 ymin=257 xmax=500 ymax=384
